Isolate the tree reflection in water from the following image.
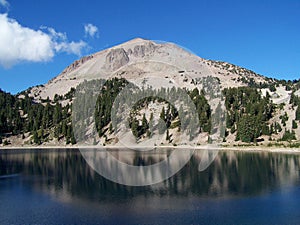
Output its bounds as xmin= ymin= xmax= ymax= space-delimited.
xmin=1 ymin=149 xmax=300 ymax=202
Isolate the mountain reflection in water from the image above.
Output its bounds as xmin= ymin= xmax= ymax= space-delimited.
xmin=1 ymin=149 xmax=300 ymax=225
xmin=1 ymin=149 xmax=300 ymax=201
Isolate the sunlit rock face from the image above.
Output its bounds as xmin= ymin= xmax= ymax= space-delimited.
xmin=105 ymin=48 xmax=129 ymax=71
xmin=29 ymin=37 xmax=266 ymax=100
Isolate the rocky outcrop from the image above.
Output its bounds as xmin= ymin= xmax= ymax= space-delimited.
xmin=105 ymin=48 xmax=129 ymax=71
xmin=132 ymin=42 xmax=156 ymax=57
xmin=61 ymin=55 xmax=93 ymax=74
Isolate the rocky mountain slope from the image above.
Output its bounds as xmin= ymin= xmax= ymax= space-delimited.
xmin=29 ymin=38 xmax=266 ymax=100
xmin=1 ymin=38 xmax=300 ymax=147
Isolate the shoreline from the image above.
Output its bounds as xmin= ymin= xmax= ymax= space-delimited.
xmin=1 ymin=145 xmax=300 ymax=154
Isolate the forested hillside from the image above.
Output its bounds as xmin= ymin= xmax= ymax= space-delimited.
xmin=0 ymin=89 xmax=75 ymax=145
xmin=1 ymin=77 xmax=300 ymax=147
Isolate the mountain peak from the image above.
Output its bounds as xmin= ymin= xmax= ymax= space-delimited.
xmin=30 ymin=38 xmax=267 ymax=100
xmin=126 ymin=37 xmax=149 ymax=44
xmin=115 ymin=37 xmax=156 ymax=50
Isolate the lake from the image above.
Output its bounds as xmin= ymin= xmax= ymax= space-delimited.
xmin=1 ymin=149 xmax=300 ymax=225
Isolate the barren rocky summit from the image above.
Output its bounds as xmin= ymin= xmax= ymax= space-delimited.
xmin=29 ymin=38 xmax=265 ymax=100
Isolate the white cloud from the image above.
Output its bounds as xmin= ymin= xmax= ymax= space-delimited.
xmin=54 ymin=41 xmax=87 ymax=56
xmin=0 ymin=14 xmax=53 ymax=67
xmin=84 ymin=23 xmax=99 ymax=38
xmin=40 ymin=26 xmax=88 ymax=55
xmin=0 ymin=0 xmax=9 ymax=9
xmin=40 ymin=26 xmax=67 ymax=41
xmin=0 ymin=14 xmax=88 ymax=68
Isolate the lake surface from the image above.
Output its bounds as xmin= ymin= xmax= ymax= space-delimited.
xmin=1 ymin=149 xmax=300 ymax=225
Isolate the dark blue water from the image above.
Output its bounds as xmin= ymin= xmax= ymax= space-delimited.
xmin=1 ymin=149 xmax=300 ymax=224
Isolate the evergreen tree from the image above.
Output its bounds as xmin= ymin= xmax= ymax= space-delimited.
xmin=70 ymin=132 xmax=76 ymax=145
xmin=33 ymin=130 xmax=40 ymax=144
xmin=236 ymin=115 xmax=260 ymax=143
xmin=131 ymin=118 xmax=139 ymax=138
xmin=160 ymin=107 xmax=166 ymax=121
xmin=296 ymin=106 xmax=300 ymax=121
xmin=53 ymin=103 xmax=62 ymax=125
xmin=157 ymin=107 xmax=166 ymax=134
xmin=224 ymin=86 xmax=274 ymax=143
xmin=262 ymin=124 xmax=270 ymax=135
xmin=0 ymin=88 xmax=77 ymax=145
xmin=270 ymin=123 xmax=275 ymax=134
xmin=62 ymin=121 xmax=67 ymax=137
xmin=141 ymin=113 xmax=149 ymax=134
xmin=166 ymin=129 xmax=170 ymax=142
xmin=148 ymin=112 xmax=154 ymax=137
xmin=275 ymin=122 xmax=282 ymax=133
xmin=109 ymin=123 xmax=113 ymax=134
xmin=292 ymin=120 xmax=298 ymax=129
xmin=281 ymin=129 xmax=296 ymax=141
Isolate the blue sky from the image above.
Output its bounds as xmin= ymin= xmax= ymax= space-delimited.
xmin=0 ymin=0 xmax=299 ymax=94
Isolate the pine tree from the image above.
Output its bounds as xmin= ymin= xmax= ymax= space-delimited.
xmin=62 ymin=120 xmax=67 ymax=137
xmin=296 ymin=106 xmax=300 ymax=121
xmin=171 ymin=105 xmax=178 ymax=119
xmin=270 ymin=123 xmax=275 ymax=134
xmin=158 ymin=107 xmax=166 ymax=134
xmin=66 ymin=125 xmax=72 ymax=144
xmin=33 ymin=130 xmax=40 ymax=144
xmin=275 ymin=122 xmax=282 ymax=132
xmin=131 ymin=118 xmax=139 ymax=138
xmin=262 ymin=124 xmax=270 ymax=135
xmin=53 ymin=103 xmax=62 ymax=125
xmin=54 ymin=125 xmax=60 ymax=139
xmin=292 ymin=120 xmax=298 ymax=129
xmin=109 ymin=123 xmax=113 ymax=134
xmin=166 ymin=129 xmax=170 ymax=142
xmin=160 ymin=107 xmax=165 ymax=121
xmin=158 ymin=120 xmax=165 ymax=135
xmin=141 ymin=113 xmax=148 ymax=134
xmin=70 ymin=133 xmax=76 ymax=145
xmin=148 ymin=112 xmax=154 ymax=137
xmin=281 ymin=129 xmax=296 ymax=141
xmin=40 ymin=127 xmax=44 ymax=141
xmin=236 ymin=115 xmax=259 ymax=143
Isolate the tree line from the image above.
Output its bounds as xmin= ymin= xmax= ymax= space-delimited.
xmin=0 ymin=89 xmax=75 ymax=145
xmin=2 ymin=77 xmax=300 ymax=145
